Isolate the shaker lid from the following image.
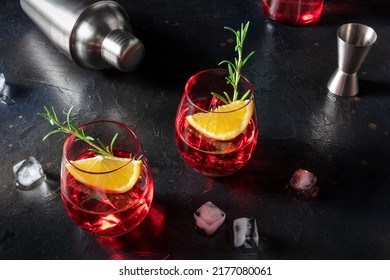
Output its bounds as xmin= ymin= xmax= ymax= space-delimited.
xmin=101 ymin=29 xmax=145 ymax=72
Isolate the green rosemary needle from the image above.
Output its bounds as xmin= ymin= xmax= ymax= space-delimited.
xmin=212 ymin=21 xmax=255 ymax=104
xmin=38 ymin=106 xmax=117 ymax=157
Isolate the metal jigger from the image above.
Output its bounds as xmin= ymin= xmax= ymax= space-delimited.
xmin=327 ymin=23 xmax=377 ymax=97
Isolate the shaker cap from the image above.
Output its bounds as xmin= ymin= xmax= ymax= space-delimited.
xmin=101 ymin=29 xmax=145 ymax=72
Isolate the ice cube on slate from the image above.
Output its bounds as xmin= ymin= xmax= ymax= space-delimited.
xmin=233 ymin=217 xmax=259 ymax=249
xmin=13 ymin=157 xmax=46 ymax=191
xmin=286 ymin=169 xmax=319 ymax=200
xmin=0 ymin=73 xmax=5 ymax=92
xmin=194 ymin=201 xmax=226 ymax=235
xmin=0 ymin=73 xmax=15 ymax=105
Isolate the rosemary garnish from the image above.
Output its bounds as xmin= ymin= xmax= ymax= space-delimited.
xmin=212 ymin=21 xmax=255 ymax=104
xmin=38 ymin=106 xmax=118 ymax=157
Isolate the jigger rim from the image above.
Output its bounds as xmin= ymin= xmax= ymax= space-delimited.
xmin=337 ymin=23 xmax=377 ymax=47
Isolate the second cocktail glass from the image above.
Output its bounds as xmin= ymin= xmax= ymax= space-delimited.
xmin=175 ymin=69 xmax=259 ymax=177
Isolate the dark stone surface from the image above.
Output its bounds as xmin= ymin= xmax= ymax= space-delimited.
xmin=1 ymin=0 xmax=390 ymax=259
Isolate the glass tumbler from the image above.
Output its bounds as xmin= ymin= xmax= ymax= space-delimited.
xmin=261 ymin=0 xmax=324 ymax=25
xmin=175 ymin=69 xmax=259 ymax=177
xmin=60 ymin=120 xmax=154 ymax=237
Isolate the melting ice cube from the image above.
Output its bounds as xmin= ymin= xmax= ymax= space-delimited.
xmin=194 ymin=201 xmax=226 ymax=235
xmin=1 ymin=94 xmax=16 ymax=105
xmin=13 ymin=157 xmax=46 ymax=191
xmin=0 ymin=73 xmax=15 ymax=105
xmin=233 ymin=217 xmax=259 ymax=249
xmin=286 ymin=169 xmax=319 ymax=200
xmin=0 ymin=73 xmax=5 ymax=92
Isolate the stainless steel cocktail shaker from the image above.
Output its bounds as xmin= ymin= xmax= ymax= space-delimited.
xmin=20 ymin=0 xmax=145 ymax=72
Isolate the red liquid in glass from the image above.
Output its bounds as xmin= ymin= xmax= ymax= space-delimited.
xmin=175 ymin=98 xmax=258 ymax=176
xmin=262 ymin=0 xmax=323 ymax=25
xmin=61 ymin=150 xmax=153 ymax=237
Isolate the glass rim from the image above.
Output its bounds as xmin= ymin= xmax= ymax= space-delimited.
xmin=63 ymin=120 xmax=141 ymax=174
xmin=184 ymin=68 xmax=255 ymax=114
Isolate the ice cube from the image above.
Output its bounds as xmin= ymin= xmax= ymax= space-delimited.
xmin=0 ymin=73 xmax=15 ymax=105
xmin=1 ymin=95 xmax=15 ymax=105
xmin=13 ymin=157 xmax=46 ymax=191
xmin=233 ymin=217 xmax=259 ymax=249
xmin=286 ymin=169 xmax=319 ymax=200
xmin=0 ymin=73 xmax=5 ymax=92
xmin=194 ymin=201 xmax=226 ymax=235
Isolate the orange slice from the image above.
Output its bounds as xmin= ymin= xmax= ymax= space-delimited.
xmin=66 ymin=156 xmax=142 ymax=193
xmin=186 ymin=100 xmax=254 ymax=141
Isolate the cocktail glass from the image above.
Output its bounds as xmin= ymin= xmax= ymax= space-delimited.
xmin=261 ymin=0 xmax=324 ymax=25
xmin=175 ymin=68 xmax=258 ymax=177
xmin=60 ymin=120 xmax=154 ymax=237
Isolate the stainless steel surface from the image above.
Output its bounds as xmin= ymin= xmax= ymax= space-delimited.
xmin=20 ymin=0 xmax=144 ymax=71
xmin=327 ymin=23 xmax=377 ymax=97
xmin=101 ymin=29 xmax=145 ymax=72
xmin=327 ymin=70 xmax=359 ymax=97
xmin=337 ymin=23 xmax=377 ymax=73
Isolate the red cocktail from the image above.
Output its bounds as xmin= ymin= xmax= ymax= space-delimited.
xmin=175 ymin=69 xmax=258 ymax=176
xmin=262 ymin=0 xmax=324 ymax=25
xmin=60 ymin=120 xmax=154 ymax=237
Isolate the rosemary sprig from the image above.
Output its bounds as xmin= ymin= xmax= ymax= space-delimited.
xmin=38 ymin=106 xmax=118 ymax=157
xmin=212 ymin=21 xmax=255 ymax=104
